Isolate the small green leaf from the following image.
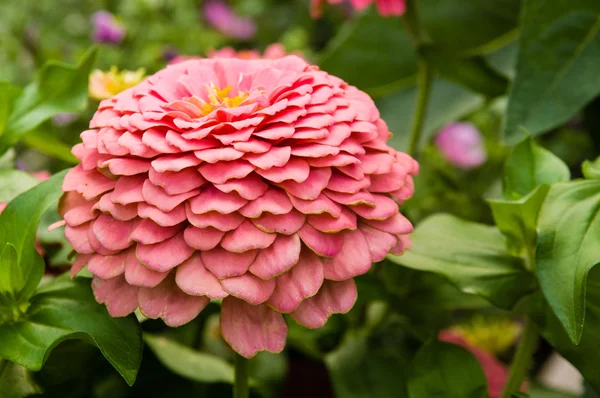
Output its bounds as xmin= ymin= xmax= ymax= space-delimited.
xmin=419 ymin=46 xmax=509 ymax=97
xmin=23 ymin=127 xmax=78 ymax=164
xmin=488 ymin=185 xmax=550 ymax=255
xmin=144 ymin=333 xmax=235 ymax=384
xmin=537 ymin=179 xmax=600 ymax=344
xmin=319 ymin=8 xmax=417 ymax=97
xmin=0 ymin=169 xmax=68 ymax=302
xmin=582 ymin=156 xmax=600 ymax=179
xmin=388 ymin=214 xmax=535 ymax=309
xmin=0 ymin=360 xmax=42 ymax=398
xmin=408 ymin=341 xmax=488 ymax=398
xmin=0 ymin=169 xmax=42 ymax=202
xmin=325 ymin=325 xmax=412 ymax=398
xmin=505 ymin=1 xmax=600 ymax=142
xmin=419 ymin=0 xmax=520 ymax=55
xmin=0 ymin=243 xmax=20 ymax=299
xmin=503 ymin=135 xmax=570 ymax=199
xmin=0 ymin=275 xmax=142 ymax=386
xmin=0 ymin=48 xmax=96 ymax=155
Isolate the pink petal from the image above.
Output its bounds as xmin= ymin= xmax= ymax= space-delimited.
xmin=88 ymin=252 xmax=127 ymax=279
xmin=71 ymin=253 xmax=91 ymax=278
xmin=94 ymin=194 xmax=137 ymax=221
xmin=294 ymin=113 xmax=335 ymax=129
xmin=92 ymin=276 xmax=139 ymax=317
xmin=360 ymin=224 xmax=397 ymax=262
xmin=175 ymin=253 xmax=228 ymax=298
xmin=249 ymin=234 xmax=301 ymax=279
xmin=298 ymin=223 xmax=344 ymax=257
xmin=291 ymin=144 xmax=339 ymax=158
xmin=239 ymin=188 xmax=293 ymax=218
xmin=148 ymin=167 xmax=206 ymax=195
xmin=221 ymin=273 xmax=276 ymax=305
xmin=198 ymin=159 xmax=255 ymax=183
xmin=327 ymin=173 xmax=371 ymax=194
xmin=221 ymin=297 xmax=288 ymax=358
xmin=390 ymin=234 xmax=412 ymax=255
xmin=124 ymin=250 xmax=170 ymax=288
xmin=288 ymin=192 xmax=342 ymax=217
xmin=64 ymin=201 xmax=97 ymax=227
xmin=245 ymin=146 xmax=291 ymax=170
xmin=233 ymin=139 xmax=271 ymax=154
xmin=130 ymin=218 xmax=182 ymax=245
xmin=138 ymin=203 xmax=187 ymax=227
xmin=291 ymin=279 xmax=357 ymax=328
xmin=142 ymin=179 xmax=199 ymax=212
xmin=307 ymin=207 xmax=356 ymax=233
xmin=92 ymin=214 xmax=136 ymax=251
xmin=183 ymin=226 xmax=225 ymax=250
xmin=138 ymin=277 xmax=210 ymax=327
xmin=268 ymin=249 xmax=324 ymax=312
xmin=365 ymin=213 xmax=413 ymax=234
xmin=214 ymin=174 xmax=268 ymax=200
xmin=322 ymin=229 xmax=371 ymax=280
xmin=142 ymin=128 xmax=179 ymax=154
xmin=195 ymin=147 xmax=244 ymax=163
xmin=152 ymin=154 xmax=202 ymax=173
xmin=221 ymin=220 xmax=277 ymax=253
xmin=324 ymin=189 xmax=376 ymax=206
xmin=252 ymin=209 xmax=306 ymax=235
xmin=188 ymin=186 xmax=247 ymax=214
xmin=102 ymin=158 xmax=151 ymax=176
xmin=350 ymin=194 xmax=398 ymax=220
xmin=278 ymin=167 xmax=331 ymax=200
xmin=186 ymin=207 xmax=245 ymax=231
xmin=136 ymin=233 xmax=195 ymax=272
xmin=257 ymin=158 xmax=310 ymax=183
xmin=254 ymin=123 xmax=295 ymax=140
xmin=202 ymin=247 xmax=258 ymax=279
xmin=111 ymin=175 xmax=145 ymax=205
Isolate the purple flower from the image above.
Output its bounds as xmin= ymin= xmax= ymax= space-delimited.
xmin=435 ymin=122 xmax=487 ymax=169
xmin=204 ymin=0 xmax=256 ymax=40
xmin=92 ymin=11 xmax=125 ymax=44
xmin=52 ymin=112 xmax=78 ymax=127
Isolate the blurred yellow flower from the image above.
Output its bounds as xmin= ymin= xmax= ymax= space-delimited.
xmin=452 ymin=315 xmax=522 ymax=355
xmin=88 ymin=66 xmax=145 ymax=100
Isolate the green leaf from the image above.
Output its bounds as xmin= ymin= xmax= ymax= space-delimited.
xmin=0 ymin=82 xmax=23 ymax=138
xmin=0 ymin=170 xmax=68 ymax=302
xmin=0 ymin=47 xmax=96 ymax=155
xmin=488 ymin=185 xmax=550 ymax=255
xmin=536 ymin=179 xmax=600 ymax=344
xmin=505 ymin=1 xmax=600 ymax=143
xmin=582 ymin=156 xmax=600 ymax=179
xmin=388 ymin=214 xmax=536 ymax=309
xmin=419 ymin=46 xmax=509 ymax=97
xmin=0 ymin=360 xmax=42 ymax=398
xmin=0 ymin=243 xmax=20 ymax=300
xmin=325 ymin=324 xmax=412 ymax=398
xmin=0 ymin=169 xmax=42 ymax=202
xmin=407 ymin=341 xmax=488 ymax=398
xmin=419 ymin=0 xmax=520 ymax=55
xmin=0 ymin=275 xmax=142 ymax=386
xmin=503 ymin=135 xmax=570 ymax=199
xmin=144 ymin=333 xmax=235 ymax=384
xmin=379 ymin=78 xmax=483 ymax=152
xmin=319 ymin=8 xmax=417 ymax=97
xmin=23 ymin=127 xmax=78 ymax=164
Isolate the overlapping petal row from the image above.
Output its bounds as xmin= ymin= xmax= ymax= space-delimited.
xmin=61 ymin=55 xmax=418 ymax=357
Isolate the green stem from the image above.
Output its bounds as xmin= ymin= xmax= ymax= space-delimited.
xmin=233 ymin=353 xmax=249 ymax=398
xmin=407 ymin=61 xmax=433 ymax=158
xmin=501 ymin=317 xmax=539 ymax=398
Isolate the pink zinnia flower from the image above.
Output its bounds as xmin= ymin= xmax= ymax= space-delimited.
xmin=204 ymin=0 xmax=256 ymax=40
xmin=60 ymin=55 xmax=417 ymax=358
xmin=91 ymin=11 xmax=126 ymax=45
xmin=435 ymin=122 xmax=487 ymax=169
xmin=311 ymin=0 xmax=405 ymax=18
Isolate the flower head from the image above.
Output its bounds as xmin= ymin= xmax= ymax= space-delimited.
xmin=89 ymin=67 xmax=146 ymax=101
xmin=311 ymin=0 xmax=405 ymax=18
xmin=61 ymin=55 xmax=417 ymax=358
xmin=91 ymin=11 xmax=126 ymax=45
xmin=435 ymin=122 xmax=487 ymax=169
xmin=204 ymin=0 xmax=256 ymax=40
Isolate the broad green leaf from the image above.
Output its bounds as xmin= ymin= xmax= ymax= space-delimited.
xmin=0 ymin=169 xmax=41 ymax=202
xmin=0 ymin=360 xmax=41 ymax=398
xmin=0 ymin=275 xmax=142 ymax=386
xmin=325 ymin=324 xmax=412 ymax=398
xmin=319 ymin=8 xmax=417 ymax=97
xmin=419 ymin=0 xmax=520 ymax=55
xmin=0 ymin=170 xmax=68 ymax=302
xmin=408 ymin=341 xmax=488 ymax=398
xmin=505 ymin=1 xmax=600 ymax=143
xmin=488 ymin=185 xmax=550 ymax=255
xmin=144 ymin=333 xmax=235 ymax=384
xmin=419 ymin=46 xmax=509 ymax=97
xmin=536 ymin=179 xmax=600 ymax=344
xmin=0 ymin=48 xmax=96 ymax=155
xmin=379 ymin=78 xmax=483 ymax=152
xmin=388 ymin=214 xmax=535 ymax=309
xmin=503 ymin=135 xmax=570 ymax=199
xmin=0 ymin=82 xmax=23 ymax=137
xmin=0 ymin=243 xmax=20 ymax=300
xmin=23 ymin=127 xmax=78 ymax=164
xmin=582 ymin=156 xmax=600 ymax=179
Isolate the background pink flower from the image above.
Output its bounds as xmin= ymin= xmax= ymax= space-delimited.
xmin=204 ymin=0 xmax=257 ymax=40
xmin=311 ymin=0 xmax=405 ymax=18
xmin=61 ymin=55 xmax=417 ymax=358
xmin=435 ymin=122 xmax=487 ymax=169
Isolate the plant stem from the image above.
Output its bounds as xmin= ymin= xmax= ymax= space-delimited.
xmin=233 ymin=353 xmax=249 ymax=398
xmin=407 ymin=61 xmax=433 ymax=158
xmin=501 ymin=317 xmax=539 ymax=398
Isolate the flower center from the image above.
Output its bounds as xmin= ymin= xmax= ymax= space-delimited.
xmin=201 ymin=84 xmax=249 ymax=115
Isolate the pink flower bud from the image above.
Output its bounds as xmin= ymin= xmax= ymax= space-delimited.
xmin=435 ymin=122 xmax=487 ymax=169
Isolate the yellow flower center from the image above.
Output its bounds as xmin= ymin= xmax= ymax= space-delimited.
xmin=201 ymin=84 xmax=249 ymax=116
